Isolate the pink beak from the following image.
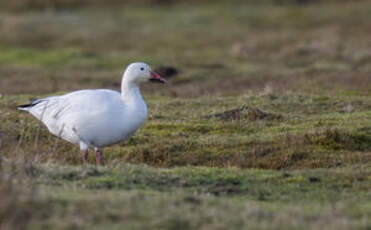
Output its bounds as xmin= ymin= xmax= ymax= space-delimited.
xmin=150 ymin=71 xmax=166 ymax=83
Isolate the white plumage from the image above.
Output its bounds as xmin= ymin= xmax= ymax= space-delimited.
xmin=18 ymin=62 xmax=165 ymax=164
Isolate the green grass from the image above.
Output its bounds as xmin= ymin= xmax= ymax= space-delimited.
xmin=1 ymin=1 xmax=371 ymax=229
xmin=1 ymin=2 xmax=371 ymax=95
xmin=2 ymin=163 xmax=371 ymax=230
xmin=2 ymin=93 xmax=370 ymax=168
xmin=1 ymin=92 xmax=370 ymax=229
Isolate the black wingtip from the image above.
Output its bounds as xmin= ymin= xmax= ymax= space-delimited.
xmin=17 ymin=103 xmax=33 ymax=111
xmin=17 ymin=103 xmax=32 ymax=109
xmin=17 ymin=99 xmax=42 ymax=110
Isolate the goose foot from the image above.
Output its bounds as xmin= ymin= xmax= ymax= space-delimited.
xmin=81 ymin=149 xmax=89 ymax=164
xmin=95 ymin=148 xmax=104 ymax=165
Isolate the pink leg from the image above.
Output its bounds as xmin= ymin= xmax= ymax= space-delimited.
xmin=95 ymin=148 xmax=104 ymax=165
xmin=81 ymin=149 xmax=89 ymax=164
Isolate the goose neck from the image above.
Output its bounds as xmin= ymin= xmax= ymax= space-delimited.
xmin=121 ymin=82 xmax=143 ymax=104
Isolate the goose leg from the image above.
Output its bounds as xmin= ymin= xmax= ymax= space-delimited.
xmin=81 ymin=149 xmax=89 ymax=164
xmin=95 ymin=147 xmax=104 ymax=165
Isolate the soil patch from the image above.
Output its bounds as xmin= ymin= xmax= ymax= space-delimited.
xmin=205 ymin=106 xmax=281 ymax=121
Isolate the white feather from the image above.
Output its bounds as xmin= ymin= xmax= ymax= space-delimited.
xmin=20 ymin=62 xmax=157 ymax=151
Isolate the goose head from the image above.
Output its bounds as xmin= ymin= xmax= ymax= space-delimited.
xmin=123 ymin=62 xmax=165 ymax=85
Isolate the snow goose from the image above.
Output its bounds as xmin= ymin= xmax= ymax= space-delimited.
xmin=18 ymin=62 xmax=165 ymax=165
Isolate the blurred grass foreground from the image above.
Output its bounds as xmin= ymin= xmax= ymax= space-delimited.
xmin=0 ymin=0 xmax=371 ymax=229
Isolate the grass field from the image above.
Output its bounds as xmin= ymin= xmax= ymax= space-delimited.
xmin=0 ymin=1 xmax=371 ymax=229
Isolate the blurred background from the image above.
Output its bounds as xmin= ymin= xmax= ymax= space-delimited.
xmin=1 ymin=3 xmax=371 ymax=229
xmin=0 ymin=0 xmax=370 ymax=98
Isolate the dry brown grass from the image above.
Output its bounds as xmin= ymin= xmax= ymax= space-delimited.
xmin=1 ymin=2 xmax=370 ymax=97
xmin=163 ymin=71 xmax=371 ymax=98
xmin=0 ymin=162 xmax=35 ymax=230
xmin=0 ymin=0 xmax=188 ymax=11
xmin=121 ymin=128 xmax=371 ymax=169
xmin=0 ymin=0 xmax=366 ymax=12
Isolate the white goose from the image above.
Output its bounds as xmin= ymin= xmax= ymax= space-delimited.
xmin=18 ymin=62 xmax=165 ymax=165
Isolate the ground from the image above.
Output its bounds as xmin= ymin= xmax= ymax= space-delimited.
xmin=0 ymin=1 xmax=370 ymax=229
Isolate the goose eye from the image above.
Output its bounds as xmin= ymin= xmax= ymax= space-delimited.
xmin=140 ymin=67 xmax=144 ymax=71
